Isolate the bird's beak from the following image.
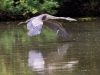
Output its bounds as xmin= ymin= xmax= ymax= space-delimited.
xmin=66 ymin=17 xmax=77 ymax=21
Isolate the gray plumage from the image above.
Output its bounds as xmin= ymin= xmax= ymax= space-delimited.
xmin=18 ymin=14 xmax=77 ymax=38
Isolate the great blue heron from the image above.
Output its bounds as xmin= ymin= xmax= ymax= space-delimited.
xmin=18 ymin=14 xmax=77 ymax=38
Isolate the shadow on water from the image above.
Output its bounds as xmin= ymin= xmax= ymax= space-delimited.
xmin=0 ymin=18 xmax=100 ymax=75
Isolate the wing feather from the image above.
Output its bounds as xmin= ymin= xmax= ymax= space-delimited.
xmin=43 ymin=20 xmax=69 ymax=38
xmin=28 ymin=24 xmax=43 ymax=36
xmin=27 ymin=18 xmax=43 ymax=36
xmin=27 ymin=18 xmax=43 ymax=30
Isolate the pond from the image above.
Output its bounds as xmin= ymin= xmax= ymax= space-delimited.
xmin=0 ymin=18 xmax=100 ymax=75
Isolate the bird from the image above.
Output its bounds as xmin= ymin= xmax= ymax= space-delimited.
xmin=18 ymin=14 xmax=77 ymax=38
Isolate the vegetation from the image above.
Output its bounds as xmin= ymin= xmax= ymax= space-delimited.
xmin=0 ymin=0 xmax=100 ymax=20
xmin=0 ymin=0 xmax=59 ymax=20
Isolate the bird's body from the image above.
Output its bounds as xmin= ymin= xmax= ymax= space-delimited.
xmin=18 ymin=14 xmax=77 ymax=38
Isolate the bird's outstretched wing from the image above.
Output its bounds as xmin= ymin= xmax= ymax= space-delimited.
xmin=43 ymin=20 xmax=69 ymax=38
xmin=27 ymin=18 xmax=43 ymax=36
xmin=28 ymin=24 xmax=43 ymax=36
xmin=27 ymin=18 xmax=43 ymax=30
xmin=27 ymin=20 xmax=34 ymax=30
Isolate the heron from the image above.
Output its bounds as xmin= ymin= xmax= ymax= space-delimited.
xmin=18 ymin=14 xmax=77 ymax=38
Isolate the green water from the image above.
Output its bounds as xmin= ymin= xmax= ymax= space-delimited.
xmin=0 ymin=18 xmax=100 ymax=75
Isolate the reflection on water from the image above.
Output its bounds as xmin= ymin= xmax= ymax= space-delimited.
xmin=28 ymin=50 xmax=45 ymax=71
xmin=0 ymin=19 xmax=100 ymax=75
xmin=28 ymin=44 xmax=78 ymax=75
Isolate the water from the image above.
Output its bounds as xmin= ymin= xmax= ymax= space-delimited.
xmin=0 ymin=18 xmax=100 ymax=75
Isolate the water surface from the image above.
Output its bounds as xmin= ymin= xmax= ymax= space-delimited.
xmin=0 ymin=18 xmax=100 ymax=75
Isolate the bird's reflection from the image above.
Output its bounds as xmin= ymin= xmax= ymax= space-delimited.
xmin=28 ymin=43 xmax=78 ymax=74
xmin=28 ymin=50 xmax=45 ymax=71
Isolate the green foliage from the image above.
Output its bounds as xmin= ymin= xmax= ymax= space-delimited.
xmin=0 ymin=0 xmax=14 ymax=12
xmin=38 ymin=0 xmax=59 ymax=14
xmin=0 ymin=0 xmax=59 ymax=15
xmin=0 ymin=0 xmax=100 ymax=17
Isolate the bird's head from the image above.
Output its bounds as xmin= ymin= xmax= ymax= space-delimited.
xmin=65 ymin=17 xmax=77 ymax=21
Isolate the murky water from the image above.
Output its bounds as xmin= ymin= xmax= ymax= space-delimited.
xmin=0 ymin=18 xmax=100 ymax=75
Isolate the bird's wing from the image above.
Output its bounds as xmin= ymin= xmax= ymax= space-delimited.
xmin=27 ymin=18 xmax=43 ymax=30
xmin=28 ymin=24 xmax=43 ymax=36
xmin=27 ymin=18 xmax=43 ymax=36
xmin=43 ymin=20 xmax=69 ymax=38
xmin=27 ymin=20 xmax=34 ymax=30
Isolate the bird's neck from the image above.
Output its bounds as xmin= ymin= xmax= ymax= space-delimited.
xmin=47 ymin=15 xmax=66 ymax=20
xmin=54 ymin=17 xmax=66 ymax=20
